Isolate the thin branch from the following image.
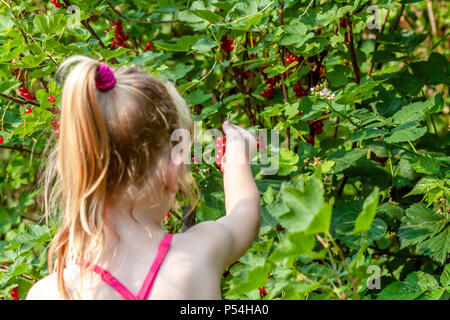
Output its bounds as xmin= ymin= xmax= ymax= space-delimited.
xmin=426 ymin=0 xmax=437 ymax=36
xmin=61 ymin=0 xmax=119 ymax=64
xmin=430 ymin=114 xmax=438 ymax=134
xmin=368 ymin=10 xmax=390 ymax=77
xmin=106 ymin=2 xmax=182 ymax=25
xmin=0 ymin=145 xmax=42 ymax=157
xmin=326 ymin=232 xmax=360 ymax=300
xmin=0 ymin=93 xmax=40 ymax=106
xmin=0 ymin=267 xmax=36 ymax=282
xmin=344 ymin=14 xmax=360 ymax=84
xmin=389 ymin=3 xmax=405 ymax=33
xmin=278 ymin=0 xmax=290 ymax=150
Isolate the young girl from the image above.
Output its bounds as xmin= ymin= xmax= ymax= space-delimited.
xmin=26 ymin=56 xmax=260 ymax=300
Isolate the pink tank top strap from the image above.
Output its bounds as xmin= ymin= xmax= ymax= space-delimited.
xmin=136 ymin=233 xmax=173 ymax=300
xmin=76 ymin=233 xmax=174 ymax=300
xmin=89 ymin=264 xmax=137 ymax=300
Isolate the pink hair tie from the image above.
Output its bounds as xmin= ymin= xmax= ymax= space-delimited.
xmin=95 ymin=62 xmax=116 ymax=91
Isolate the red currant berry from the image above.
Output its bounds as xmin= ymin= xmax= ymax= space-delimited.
xmin=0 ymin=137 xmax=4 ymax=144
xmin=259 ymin=287 xmax=267 ymax=298
xmin=48 ymin=96 xmax=56 ymax=103
xmin=25 ymin=108 xmax=32 ymax=114
xmin=9 ymin=287 xmax=19 ymax=300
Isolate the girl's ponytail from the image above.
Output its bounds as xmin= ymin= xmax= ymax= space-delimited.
xmin=48 ymin=56 xmax=112 ymax=298
xmin=43 ymin=55 xmax=197 ymax=299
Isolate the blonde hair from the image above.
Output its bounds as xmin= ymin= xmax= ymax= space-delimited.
xmin=42 ymin=55 xmax=196 ymax=299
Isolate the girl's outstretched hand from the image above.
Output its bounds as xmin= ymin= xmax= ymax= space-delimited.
xmin=221 ymin=120 xmax=257 ymax=168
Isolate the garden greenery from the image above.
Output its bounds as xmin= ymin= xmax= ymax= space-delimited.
xmin=0 ymin=0 xmax=449 ymax=300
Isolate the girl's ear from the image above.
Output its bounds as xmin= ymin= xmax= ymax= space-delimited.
xmin=165 ymin=151 xmax=183 ymax=194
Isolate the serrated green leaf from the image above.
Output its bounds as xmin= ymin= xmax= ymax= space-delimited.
xmin=327 ymin=148 xmax=366 ymax=173
xmin=378 ymin=271 xmax=440 ymax=300
xmin=353 ymin=187 xmax=380 ymax=233
xmin=269 ymin=232 xmax=315 ymax=261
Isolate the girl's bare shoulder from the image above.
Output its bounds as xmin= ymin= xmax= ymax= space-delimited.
xmin=27 ymin=266 xmax=81 ymax=300
xmin=26 ymin=273 xmax=62 ymax=300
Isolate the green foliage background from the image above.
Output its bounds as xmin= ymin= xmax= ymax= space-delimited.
xmin=0 ymin=0 xmax=449 ymax=300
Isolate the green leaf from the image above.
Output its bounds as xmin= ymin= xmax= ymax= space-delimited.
xmin=98 ymin=47 xmax=129 ymax=60
xmin=161 ymin=64 xmax=194 ymax=81
xmin=154 ymin=35 xmax=200 ymax=52
xmin=336 ymin=79 xmax=384 ymax=105
xmin=410 ymin=52 xmax=450 ymax=86
xmin=18 ymin=53 xmax=47 ymax=68
xmin=350 ymin=128 xmax=389 ymax=142
xmin=277 ymin=148 xmax=299 ymax=176
xmin=269 ymin=232 xmax=315 ymax=261
xmin=398 ymin=204 xmax=446 ymax=247
xmin=191 ymin=36 xmax=217 ymax=53
xmin=248 ymin=239 xmax=274 ymax=252
xmin=278 ymin=176 xmax=324 ymax=233
xmin=391 ymin=101 xmax=429 ymax=124
xmin=384 ymin=124 xmax=427 ymax=143
xmin=185 ymin=89 xmax=212 ymax=105
xmin=130 ymin=51 xmax=162 ymax=66
xmin=12 ymin=224 xmax=53 ymax=243
xmin=440 ymin=264 xmax=450 ymax=290
xmin=378 ymin=271 xmax=440 ymax=300
xmin=306 ymin=198 xmax=334 ymax=235
xmin=280 ymin=21 xmax=312 ymax=47
xmin=0 ymin=15 xmax=14 ymax=32
xmin=225 ymin=264 xmax=270 ymax=296
xmin=403 ymin=154 xmax=440 ymax=175
xmin=353 ymin=187 xmax=380 ymax=233
xmin=398 ymin=204 xmax=449 ymax=263
xmin=191 ymin=10 xmax=223 ymax=23
xmin=416 ymin=228 xmax=450 ymax=264
xmin=327 ymin=148 xmax=367 ymax=173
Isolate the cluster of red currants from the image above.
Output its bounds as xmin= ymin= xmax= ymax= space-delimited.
xmin=51 ymin=119 xmax=60 ymax=136
xmin=50 ymin=0 xmax=61 ymax=8
xmin=220 ymin=35 xmax=235 ymax=55
xmin=215 ymin=137 xmax=226 ymax=173
xmin=293 ymin=81 xmax=308 ymax=98
xmin=260 ymin=84 xmax=274 ymax=99
xmin=145 ymin=42 xmax=153 ymax=51
xmin=107 ymin=20 xmax=128 ymax=49
xmin=48 ymin=96 xmax=59 ymax=115
xmin=260 ymin=66 xmax=277 ymax=99
xmin=232 ymin=66 xmax=251 ymax=79
xmin=372 ymin=155 xmax=388 ymax=165
xmin=19 ymin=86 xmax=36 ymax=101
xmin=265 ymin=74 xmax=280 ymax=86
xmin=285 ymin=51 xmax=301 ymax=65
xmin=47 ymin=96 xmax=59 ymax=136
xmin=11 ymin=68 xmax=22 ymax=82
xmin=10 ymin=287 xmax=19 ymax=300
xmin=306 ymin=113 xmax=328 ymax=144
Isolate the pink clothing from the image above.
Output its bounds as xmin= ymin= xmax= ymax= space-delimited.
xmin=79 ymin=233 xmax=173 ymax=300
